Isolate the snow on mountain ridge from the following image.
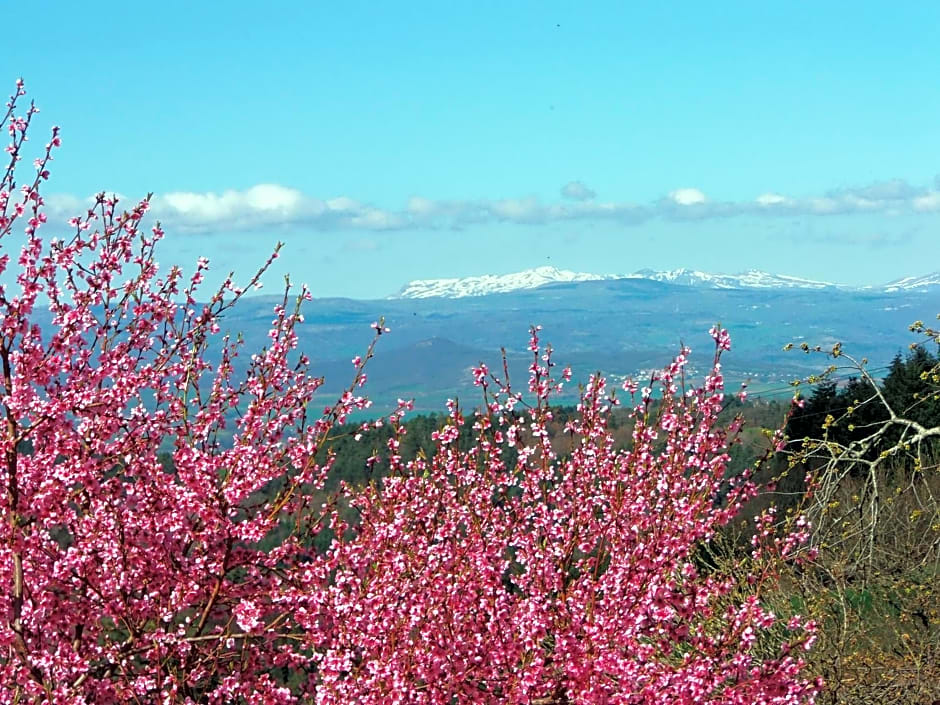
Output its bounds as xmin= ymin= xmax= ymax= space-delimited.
xmin=394 ymin=266 xmax=620 ymax=299
xmin=626 ymin=268 xmax=837 ymax=290
xmin=883 ymin=272 xmax=940 ymax=292
xmin=392 ymin=267 xmax=939 ymax=299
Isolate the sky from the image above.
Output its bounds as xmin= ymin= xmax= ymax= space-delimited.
xmin=8 ymin=1 xmax=940 ymax=299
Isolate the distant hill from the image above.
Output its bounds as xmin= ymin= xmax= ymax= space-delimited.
xmin=223 ymin=276 xmax=940 ymax=413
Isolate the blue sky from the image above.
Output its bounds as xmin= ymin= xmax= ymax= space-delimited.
xmin=9 ymin=1 xmax=940 ymax=298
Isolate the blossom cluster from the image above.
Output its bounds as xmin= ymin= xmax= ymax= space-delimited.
xmin=0 ymin=81 xmax=818 ymax=704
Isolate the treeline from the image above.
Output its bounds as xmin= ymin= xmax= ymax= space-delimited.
xmin=153 ymin=344 xmax=937 ymax=506
xmin=318 ymin=345 xmax=939 ymax=491
xmin=771 ymin=343 xmax=940 ymax=704
xmin=787 ymin=345 xmax=940 ymax=459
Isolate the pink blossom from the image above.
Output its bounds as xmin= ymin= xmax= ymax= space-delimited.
xmin=0 ymin=80 xmax=817 ymax=705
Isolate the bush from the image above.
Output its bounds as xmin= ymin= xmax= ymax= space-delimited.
xmin=0 ymin=80 xmax=818 ymax=704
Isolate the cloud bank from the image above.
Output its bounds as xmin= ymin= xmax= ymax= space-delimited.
xmin=44 ymin=178 xmax=940 ymax=233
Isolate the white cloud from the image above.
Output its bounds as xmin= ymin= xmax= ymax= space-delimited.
xmin=913 ymin=191 xmax=940 ymax=212
xmin=242 ymin=184 xmax=302 ymax=211
xmin=756 ymin=193 xmax=789 ymax=206
xmin=324 ymin=196 xmax=359 ymax=212
xmin=148 ymin=188 xmax=406 ymax=232
xmin=44 ymin=193 xmax=86 ymax=215
xmin=156 ymin=185 xmax=317 ymax=229
xmin=348 ymin=208 xmax=405 ymax=229
xmin=490 ymin=197 xmax=542 ymax=221
xmin=40 ymin=177 xmax=940 ymax=234
xmin=668 ymin=188 xmax=707 ymax=206
xmin=406 ymin=196 xmax=437 ymax=215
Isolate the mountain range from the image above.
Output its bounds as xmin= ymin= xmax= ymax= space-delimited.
xmin=198 ymin=268 xmax=940 ymax=414
xmin=393 ymin=266 xmax=940 ymax=299
xmin=35 ymin=267 xmax=935 ymax=416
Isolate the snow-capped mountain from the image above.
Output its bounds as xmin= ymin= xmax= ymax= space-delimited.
xmin=883 ymin=272 xmax=940 ymax=292
xmin=393 ymin=266 xmax=840 ymax=299
xmin=626 ymin=268 xmax=838 ymax=290
xmin=393 ymin=266 xmax=620 ymax=299
xmin=392 ymin=266 xmax=939 ymax=299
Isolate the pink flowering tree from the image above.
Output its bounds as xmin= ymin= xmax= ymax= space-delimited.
xmin=1 ymin=80 xmax=819 ymax=703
